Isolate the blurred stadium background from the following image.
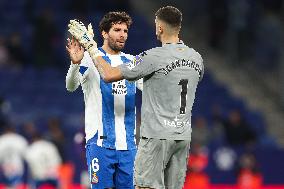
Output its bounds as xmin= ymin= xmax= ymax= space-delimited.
xmin=0 ymin=0 xmax=283 ymax=188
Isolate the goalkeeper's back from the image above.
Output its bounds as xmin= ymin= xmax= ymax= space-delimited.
xmin=140 ymin=42 xmax=203 ymax=140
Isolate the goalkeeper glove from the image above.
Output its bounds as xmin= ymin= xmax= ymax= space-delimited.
xmin=68 ymin=19 xmax=101 ymax=58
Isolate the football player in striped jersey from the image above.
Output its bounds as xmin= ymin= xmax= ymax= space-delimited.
xmin=66 ymin=12 xmax=142 ymax=189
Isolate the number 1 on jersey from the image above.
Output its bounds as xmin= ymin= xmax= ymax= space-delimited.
xmin=178 ymin=79 xmax=188 ymax=114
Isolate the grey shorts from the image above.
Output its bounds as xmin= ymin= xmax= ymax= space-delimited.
xmin=134 ymin=138 xmax=190 ymax=189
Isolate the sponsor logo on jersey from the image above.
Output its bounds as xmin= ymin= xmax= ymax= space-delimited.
xmin=164 ymin=120 xmax=190 ymax=128
xmin=163 ymin=116 xmax=190 ymax=128
xmin=112 ymin=80 xmax=127 ymax=95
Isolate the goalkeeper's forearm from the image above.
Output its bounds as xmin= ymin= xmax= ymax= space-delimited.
xmin=88 ymin=47 xmax=123 ymax=82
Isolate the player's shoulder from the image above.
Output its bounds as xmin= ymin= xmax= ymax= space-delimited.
xmin=5 ymin=133 xmax=27 ymax=143
xmin=81 ymin=51 xmax=100 ymax=68
xmin=120 ymin=52 xmax=134 ymax=61
xmin=33 ymin=140 xmax=51 ymax=149
xmin=140 ymin=46 xmax=166 ymax=58
xmin=185 ymin=46 xmax=203 ymax=61
xmin=14 ymin=133 xmax=28 ymax=144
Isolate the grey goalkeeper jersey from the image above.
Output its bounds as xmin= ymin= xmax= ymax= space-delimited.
xmin=119 ymin=42 xmax=204 ymax=140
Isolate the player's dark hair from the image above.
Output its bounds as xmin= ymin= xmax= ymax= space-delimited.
xmin=155 ymin=6 xmax=182 ymax=29
xmin=99 ymin=12 xmax=132 ymax=33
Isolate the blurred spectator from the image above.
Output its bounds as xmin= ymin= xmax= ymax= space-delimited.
xmin=215 ymin=109 xmax=257 ymax=146
xmin=33 ymin=8 xmax=60 ymax=67
xmin=57 ymin=162 xmax=75 ymax=189
xmin=25 ymin=132 xmax=62 ymax=188
xmin=188 ymin=143 xmax=209 ymax=172
xmin=0 ymin=97 xmax=11 ymax=132
xmin=0 ymin=37 xmax=10 ymax=68
xmin=253 ymin=3 xmax=284 ymax=71
xmin=191 ymin=116 xmax=210 ymax=147
xmin=183 ymin=171 xmax=210 ymax=189
xmin=73 ymin=128 xmax=85 ymax=163
xmin=237 ymin=152 xmax=263 ymax=189
xmin=73 ymin=126 xmax=88 ymax=188
xmin=210 ymin=104 xmax=226 ymax=144
xmin=226 ymin=109 xmax=257 ymax=146
xmin=6 ymin=32 xmax=26 ymax=66
xmin=20 ymin=121 xmax=37 ymax=143
xmin=184 ymin=143 xmax=210 ymax=189
xmin=45 ymin=117 xmax=66 ymax=162
xmin=208 ymin=0 xmax=228 ymax=49
xmin=226 ymin=0 xmax=251 ymax=64
xmin=213 ymin=146 xmax=237 ymax=171
xmin=0 ymin=124 xmax=28 ymax=187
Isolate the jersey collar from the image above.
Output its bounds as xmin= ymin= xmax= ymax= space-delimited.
xmin=98 ymin=47 xmax=106 ymax=55
xmin=98 ymin=47 xmax=122 ymax=56
xmin=163 ymin=40 xmax=184 ymax=46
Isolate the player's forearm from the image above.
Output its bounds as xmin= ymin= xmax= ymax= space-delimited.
xmin=66 ymin=64 xmax=80 ymax=91
xmin=89 ymin=53 xmax=123 ymax=83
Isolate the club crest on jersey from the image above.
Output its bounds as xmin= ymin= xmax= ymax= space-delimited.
xmin=126 ymin=55 xmax=143 ymax=70
xmin=112 ymin=80 xmax=127 ymax=95
xmin=133 ymin=55 xmax=143 ymax=66
xmin=91 ymin=172 xmax=99 ymax=184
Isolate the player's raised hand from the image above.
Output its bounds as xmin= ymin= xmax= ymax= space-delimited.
xmin=68 ymin=19 xmax=101 ymax=59
xmin=68 ymin=20 xmax=96 ymax=50
xmin=66 ymin=36 xmax=84 ymax=64
xmin=87 ymin=23 xmax=94 ymax=39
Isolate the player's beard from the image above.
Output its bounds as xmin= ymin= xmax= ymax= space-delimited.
xmin=108 ymin=37 xmax=125 ymax=53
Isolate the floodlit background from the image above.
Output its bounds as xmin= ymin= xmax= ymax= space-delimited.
xmin=0 ymin=0 xmax=283 ymax=188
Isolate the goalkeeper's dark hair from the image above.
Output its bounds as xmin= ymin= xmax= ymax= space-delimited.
xmin=155 ymin=6 xmax=182 ymax=29
xmin=99 ymin=12 xmax=132 ymax=33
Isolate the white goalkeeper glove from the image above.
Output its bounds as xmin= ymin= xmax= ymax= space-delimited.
xmin=68 ymin=19 xmax=101 ymax=58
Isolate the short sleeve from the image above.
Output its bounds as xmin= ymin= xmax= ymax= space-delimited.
xmin=197 ymin=52 xmax=204 ymax=81
xmin=119 ymin=48 xmax=160 ymax=81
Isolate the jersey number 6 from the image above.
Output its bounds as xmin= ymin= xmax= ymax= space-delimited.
xmin=91 ymin=158 xmax=100 ymax=172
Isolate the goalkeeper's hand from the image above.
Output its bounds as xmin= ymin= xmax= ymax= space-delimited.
xmin=68 ymin=19 xmax=100 ymax=58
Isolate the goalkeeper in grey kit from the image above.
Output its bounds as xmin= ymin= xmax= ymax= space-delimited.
xmin=69 ymin=6 xmax=204 ymax=189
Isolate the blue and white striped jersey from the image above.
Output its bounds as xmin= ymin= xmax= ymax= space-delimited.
xmin=66 ymin=48 xmax=142 ymax=150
